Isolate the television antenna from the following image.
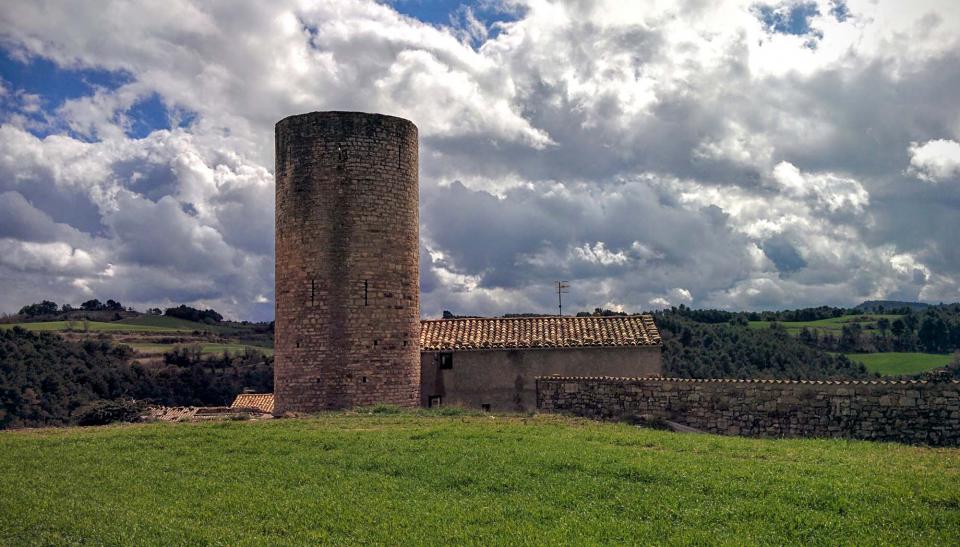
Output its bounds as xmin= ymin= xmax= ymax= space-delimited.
xmin=557 ymin=281 xmax=570 ymax=316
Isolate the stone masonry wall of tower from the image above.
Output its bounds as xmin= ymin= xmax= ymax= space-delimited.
xmin=274 ymin=111 xmax=420 ymax=413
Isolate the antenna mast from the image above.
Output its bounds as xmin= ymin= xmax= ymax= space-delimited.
xmin=557 ymin=281 xmax=570 ymax=316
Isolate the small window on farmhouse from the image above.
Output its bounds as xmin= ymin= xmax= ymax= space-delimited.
xmin=439 ymin=353 xmax=453 ymax=370
xmin=429 ymin=396 xmax=442 ymax=408
xmin=481 ymin=403 xmax=491 ymax=413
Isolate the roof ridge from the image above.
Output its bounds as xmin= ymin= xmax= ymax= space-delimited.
xmin=420 ymin=314 xmax=655 ymax=323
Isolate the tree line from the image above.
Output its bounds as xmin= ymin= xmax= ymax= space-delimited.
xmin=18 ymin=298 xmax=127 ymax=317
xmin=13 ymin=299 xmax=225 ymax=324
xmin=791 ymin=311 xmax=960 ymax=354
xmin=650 ymin=310 xmax=873 ymax=380
xmin=665 ymin=303 xmax=960 ymax=355
xmin=0 ymin=328 xmax=271 ymax=429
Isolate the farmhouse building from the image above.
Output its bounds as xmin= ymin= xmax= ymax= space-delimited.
xmin=420 ymin=315 xmax=661 ymax=411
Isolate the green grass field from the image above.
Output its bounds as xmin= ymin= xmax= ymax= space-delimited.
xmin=844 ymin=352 xmax=954 ymax=376
xmin=1 ymin=414 xmax=958 ymax=544
xmin=129 ymin=342 xmax=274 ymax=357
xmin=0 ymin=320 xmax=187 ymax=333
xmin=748 ymin=314 xmax=904 ymax=334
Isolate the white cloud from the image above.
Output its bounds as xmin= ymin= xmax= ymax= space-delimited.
xmin=771 ymin=161 xmax=870 ymax=213
xmin=1 ymin=0 xmax=959 ymax=317
xmin=0 ymin=126 xmax=274 ymax=319
xmin=648 ymin=297 xmax=671 ymax=309
xmin=908 ymin=139 xmax=960 ymax=183
xmin=0 ymin=240 xmax=97 ymax=275
xmin=572 ymin=242 xmax=630 ymax=266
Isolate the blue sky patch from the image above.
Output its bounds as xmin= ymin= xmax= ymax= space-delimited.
xmin=753 ymin=1 xmax=824 ymax=49
xmin=123 ymin=93 xmax=196 ymax=139
xmin=0 ymin=48 xmax=131 ymax=109
xmin=383 ymin=0 xmax=522 ymax=42
xmin=829 ymin=0 xmax=850 ymax=23
xmin=0 ymin=47 xmax=196 ymax=140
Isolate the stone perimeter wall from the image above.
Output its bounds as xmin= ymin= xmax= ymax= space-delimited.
xmin=274 ymin=112 xmax=420 ymax=412
xmin=537 ymin=376 xmax=960 ymax=445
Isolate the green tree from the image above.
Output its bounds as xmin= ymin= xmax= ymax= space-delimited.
xmin=18 ymin=301 xmax=59 ymax=317
xmin=919 ymin=315 xmax=949 ymax=353
xmin=839 ymin=323 xmax=863 ymax=352
xmin=80 ymin=299 xmax=104 ymax=311
xmin=877 ymin=317 xmax=890 ymax=336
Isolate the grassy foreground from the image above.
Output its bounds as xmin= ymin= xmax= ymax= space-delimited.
xmin=845 ymin=352 xmax=954 ymax=375
xmin=1 ymin=414 xmax=958 ymax=545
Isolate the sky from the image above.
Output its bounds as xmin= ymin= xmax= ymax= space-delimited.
xmin=0 ymin=0 xmax=959 ymax=321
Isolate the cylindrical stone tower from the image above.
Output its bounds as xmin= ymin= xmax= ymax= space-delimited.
xmin=274 ymin=111 xmax=420 ymax=413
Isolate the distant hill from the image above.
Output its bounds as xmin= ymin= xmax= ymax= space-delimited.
xmin=856 ymin=300 xmax=932 ymax=312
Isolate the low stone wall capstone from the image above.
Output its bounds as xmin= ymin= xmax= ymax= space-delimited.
xmin=536 ymin=376 xmax=960 ymax=445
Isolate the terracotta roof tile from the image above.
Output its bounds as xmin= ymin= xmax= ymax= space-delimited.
xmin=230 ymin=393 xmax=275 ymax=413
xmin=146 ymin=406 xmax=200 ymax=421
xmin=419 ymin=315 xmax=661 ymax=351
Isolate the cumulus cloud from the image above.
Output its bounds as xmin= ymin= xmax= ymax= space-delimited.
xmin=0 ymin=126 xmax=274 ymax=319
xmin=572 ymin=242 xmax=631 ymax=266
xmin=770 ymin=161 xmax=869 ymax=214
xmin=1 ymin=0 xmax=959 ymax=318
xmin=908 ymin=139 xmax=960 ymax=183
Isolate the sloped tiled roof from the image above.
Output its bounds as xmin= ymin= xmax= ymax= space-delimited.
xmin=419 ymin=315 xmax=661 ymax=351
xmin=230 ymin=393 xmax=275 ymax=413
xmin=146 ymin=406 xmax=200 ymax=422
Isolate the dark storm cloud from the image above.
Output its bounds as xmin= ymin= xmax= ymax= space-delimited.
xmin=0 ymin=191 xmax=66 ymax=242
xmin=761 ymin=236 xmax=807 ymax=274
xmin=420 ymin=179 xmax=759 ymax=314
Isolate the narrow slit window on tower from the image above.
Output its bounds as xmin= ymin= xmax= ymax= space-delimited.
xmin=398 ymin=133 xmax=404 ymax=168
xmin=310 ymin=279 xmax=315 ymax=306
xmin=364 ymin=280 xmax=368 ymax=306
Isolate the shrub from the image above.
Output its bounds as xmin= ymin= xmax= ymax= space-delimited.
xmin=426 ymin=405 xmax=478 ymax=417
xmin=363 ymin=404 xmax=403 ymax=415
xmin=164 ymin=305 xmax=223 ymax=324
xmin=74 ymin=399 xmax=145 ymax=426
